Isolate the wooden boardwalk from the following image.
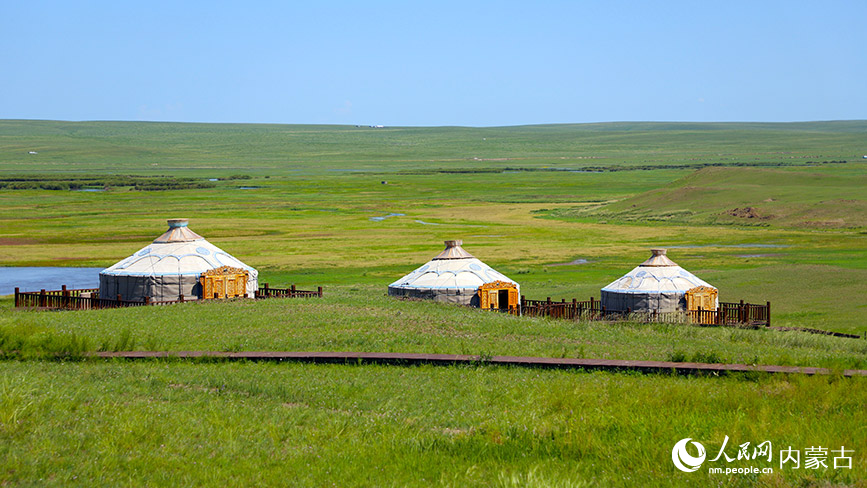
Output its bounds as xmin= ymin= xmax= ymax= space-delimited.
xmin=92 ymin=351 xmax=867 ymax=377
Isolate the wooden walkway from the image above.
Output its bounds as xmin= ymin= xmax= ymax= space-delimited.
xmin=91 ymin=351 xmax=867 ymax=377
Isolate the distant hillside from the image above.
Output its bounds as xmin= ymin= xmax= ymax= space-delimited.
xmin=0 ymin=119 xmax=865 ymax=176
xmin=549 ymin=165 xmax=867 ymax=229
xmin=503 ymin=120 xmax=867 ymax=133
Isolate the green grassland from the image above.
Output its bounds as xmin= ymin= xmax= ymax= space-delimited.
xmin=549 ymin=165 xmax=867 ymax=229
xmin=1 ymin=120 xmax=866 ymax=486
xmin=2 ymin=291 xmax=866 ymax=369
xmin=2 ymin=361 xmax=864 ymax=487
xmin=2 ymin=119 xmax=865 ymax=174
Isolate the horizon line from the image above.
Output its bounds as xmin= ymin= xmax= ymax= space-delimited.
xmin=2 ymin=118 xmax=866 ymax=129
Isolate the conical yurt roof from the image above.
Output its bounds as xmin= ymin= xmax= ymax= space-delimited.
xmin=100 ymin=219 xmax=257 ymax=278
xmin=389 ymin=240 xmax=518 ymax=291
xmin=601 ymin=249 xmax=714 ymax=294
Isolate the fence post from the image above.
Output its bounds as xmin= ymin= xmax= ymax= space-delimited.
xmin=14 ymin=287 xmax=19 ymax=308
xmin=739 ymin=300 xmax=745 ymax=323
xmin=264 ymin=283 xmax=269 ymax=297
xmin=291 ymin=284 xmax=296 ymax=295
xmin=180 ymin=294 xmax=185 ymax=303
xmin=215 ymin=292 xmax=219 ymax=299
xmin=318 ymin=286 xmax=323 ymax=297
xmin=40 ymin=289 xmax=46 ymax=308
xmin=144 ymin=296 xmax=150 ymax=305
xmin=766 ymin=301 xmax=771 ymax=327
xmin=117 ymin=294 xmax=122 ymax=308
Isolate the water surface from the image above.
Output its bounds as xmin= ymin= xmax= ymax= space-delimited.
xmin=0 ymin=267 xmax=103 ymax=295
xmin=369 ymin=213 xmax=405 ymax=222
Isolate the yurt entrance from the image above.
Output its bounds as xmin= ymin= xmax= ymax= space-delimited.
xmin=685 ymin=286 xmax=718 ymax=311
xmin=200 ymin=266 xmax=249 ymax=299
xmin=479 ymin=281 xmax=519 ymax=312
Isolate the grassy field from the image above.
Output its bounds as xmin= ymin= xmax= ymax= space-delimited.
xmin=550 ymin=165 xmax=867 ymax=229
xmin=2 ymin=361 xmax=864 ymax=487
xmin=2 ymin=119 xmax=866 ymax=174
xmin=2 ymin=291 xmax=866 ymax=369
xmin=1 ymin=120 xmax=866 ymax=486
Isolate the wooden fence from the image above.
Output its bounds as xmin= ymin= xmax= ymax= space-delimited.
xmin=14 ymin=284 xmax=766 ymax=327
xmin=516 ymin=296 xmax=771 ymax=327
xmin=14 ymin=283 xmax=322 ymax=311
xmin=256 ymin=284 xmax=323 ymax=299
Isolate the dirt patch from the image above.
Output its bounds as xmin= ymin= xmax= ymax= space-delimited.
xmin=724 ymin=207 xmax=772 ymax=220
xmin=0 ymin=238 xmax=37 ymax=245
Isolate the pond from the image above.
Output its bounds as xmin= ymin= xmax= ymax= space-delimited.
xmin=369 ymin=213 xmax=405 ymax=222
xmin=0 ymin=267 xmax=103 ymax=295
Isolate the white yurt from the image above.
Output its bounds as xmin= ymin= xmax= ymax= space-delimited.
xmin=600 ymin=249 xmax=717 ymax=313
xmin=99 ymin=219 xmax=258 ymax=301
xmin=388 ymin=240 xmax=520 ymax=308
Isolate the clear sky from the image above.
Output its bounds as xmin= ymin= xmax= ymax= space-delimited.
xmin=2 ymin=1 xmax=865 ymax=127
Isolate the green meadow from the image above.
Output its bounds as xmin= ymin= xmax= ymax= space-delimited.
xmin=1 ymin=120 xmax=866 ymax=486
xmin=2 ymin=361 xmax=864 ymax=487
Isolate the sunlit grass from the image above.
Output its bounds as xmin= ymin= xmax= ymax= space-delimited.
xmin=2 ymin=289 xmax=864 ymax=369
xmin=1 ymin=361 xmax=864 ymax=487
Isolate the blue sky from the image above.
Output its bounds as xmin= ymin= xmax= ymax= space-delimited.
xmin=1 ymin=1 xmax=865 ymax=126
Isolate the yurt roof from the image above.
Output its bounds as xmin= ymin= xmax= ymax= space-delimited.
xmin=432 ymin=240 xmax=475 ymax=260
xmin=601 ymin=249 xmax=714 ymax=294
xmin=153 ymin=218 xmax=204 ymax=243
xmin=389 ymin=240 xmax=518 ymax=291
xmin=101 ymin=219 xmax=256 ymax=277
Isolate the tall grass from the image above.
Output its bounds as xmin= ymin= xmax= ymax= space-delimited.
xmin=0 ymin=322 xmax=89 ymax=360
xmin=0 ymin=361 xmax=863 ymax=487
